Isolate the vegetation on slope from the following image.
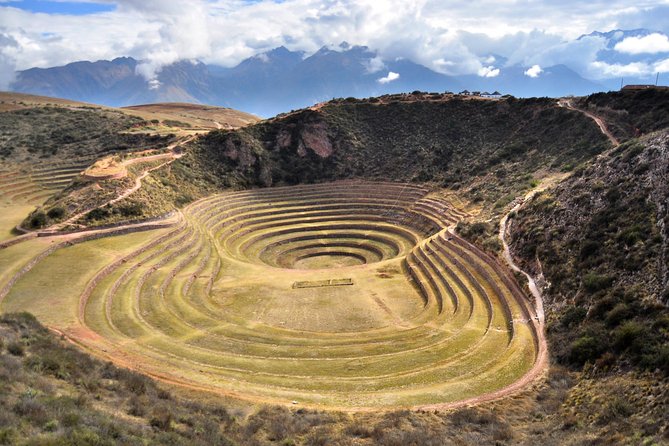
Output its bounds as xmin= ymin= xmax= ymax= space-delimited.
xmin=574 ymin=88 xmax=669 ymax=141
xmin=3 ymin=312 xmax=665 ymax=445
xmin=13 ymin=95 xmax=612 ymax=230
xmin=509 ymin=131 xmax=669 ymax=375
xmin=179 ymin=96 xmax=610 ymax=206
xmin=0 ymin=107 xmax=167 ymax=163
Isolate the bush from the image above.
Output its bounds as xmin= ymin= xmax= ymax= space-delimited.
xmin=118 ymin=203 xmax=143 ymax=217
xmin=605 ymin=303 xmax=632 ymax=327
xmin=561 ymin=307 xmax=587 ymax=328
xmin=149 ymin=405 xmax=173 ymax=430
xmin=46 ymin=207 xmax=65 ymax=220
xmin=7 ymin=341 xmax=24 ymax=356
xmin=124 ymin=373 xmax=148 ymax=395
xmin=568 ymin=335 xmax=605 ymax=365
xmin=613 ymin=321 xmax=646 ymax=353
xmin=29 ymin=211 xmax=48 ymax=229
xmin=597 ymin=396 xmax=634 ymax=424
xmin=127 ymin=395 xmax=146 ymax=417
xmin=579 ymin=241 xmax=600 ymax=260
xmin=13 ymin=398 xmax=48 ymax=425
xmin=583 ymin=273 xmax=613 ymax=293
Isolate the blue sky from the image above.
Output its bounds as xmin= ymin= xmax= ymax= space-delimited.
xmin=7 ymin=0 xmax=115 ymax=15
xmin=0 ymin=0 xmax=668 ymax=88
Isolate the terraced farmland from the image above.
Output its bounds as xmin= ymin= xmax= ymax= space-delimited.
xmin=0 ymin=158 xmax=94 ymax=240
xmin=0 ymin=181 xmax=543 ymax=409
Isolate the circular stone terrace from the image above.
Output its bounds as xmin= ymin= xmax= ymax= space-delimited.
xmin=0 ymin=180 xmax=543 ymax=409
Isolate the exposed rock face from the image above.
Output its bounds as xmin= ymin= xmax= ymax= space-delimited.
xmin=299 ymin=121 xmax=333 ymax=158
xmin=276 ymin=130 xmax=292 ymax=149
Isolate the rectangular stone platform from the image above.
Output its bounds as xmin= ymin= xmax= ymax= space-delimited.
xmin=292 ymin=278 xmax=354 ymax=289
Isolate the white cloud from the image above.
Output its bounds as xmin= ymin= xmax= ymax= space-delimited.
xmin=524 ymin=64 xmax=543 ymax=78
xmin=364 ymin=55 xmax=385 ymax=73
xmin=614 ymin=33 xmax=669 ymax=54
xmin=147 ymin=78 xmax=161 ymax=90
xmin=378 ymin=71 xmax=400 ymax=84
xmin=0 ymin=0 xmax=668 ymax=83
xmin=0 ymin=32 xmax=18 ymax=89
xmin=589 ymin=60 xmax=651 ymax=77
xmin=477 ymin=66 xmax=500 ymax=77
xmin=255 ymin=53 xmax=270 ymax=63
xmin=653 ymin=58 xmax=669 ymax=73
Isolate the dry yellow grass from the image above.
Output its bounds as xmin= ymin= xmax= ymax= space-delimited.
xmin=82 ymin=156 xmax=128 ymax=180
xmin=0 ymin=92 xmax=260 ymax=130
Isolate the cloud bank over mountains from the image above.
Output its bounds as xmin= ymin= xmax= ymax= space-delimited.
xmin=1 ymin=0 xmax=668 ymax=90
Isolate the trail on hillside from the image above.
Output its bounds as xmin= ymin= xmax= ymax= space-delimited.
xmin=558 ymin=99 xmax=620 ymax=146
xmin=50 ymin=136 xmax=193 ymax=231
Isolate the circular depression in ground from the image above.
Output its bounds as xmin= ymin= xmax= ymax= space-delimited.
xmin=1 ymin=180 xmax=541 ymax=409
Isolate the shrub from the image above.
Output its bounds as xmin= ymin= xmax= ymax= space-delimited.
xmin=124 ymin=372 xmax=148 ymax=395
xmin=597 ymin=396 xmax=634 ymax=424
xmin=449 ymin=407 xmax=497 ymax=426
xmin=29 ymin=211 xmax=48 ymax=229
xmin=561 ymin=307 xmax=587 ymax=328
xmin=7 ymin=341 xmax=24 ymax=356
xmin=0 ymin=428 xmax=15 ymax=445
xmin=613 ymin=321 xmax=645 ymax=353
xmin=605 ymin=303 xmax=632 ymax=327
xmin=641 ymin=346 xmax=669 ymax=374
xmin=343 ymin=422 xmax=372 ymax=438
xmin=118 ymin=203 xmax=143 ymax=217
xmin=43 ymin=420 xmax=58 ymax=432
xmin=86 ymin=208 xmax=110 ymax=221
xmin=46 ymin=207 xmax=66 ymax=220
xmin=127 ymin=395 xmax=146 ymax=417
xmin=583 ymin=273 xmax=613 ymax=293
xmin=579 ymin=241 xmax=600 ymax=260
xmin=13 ymin=398 xmax=48 ymax=425
xmin=61 ymin=412 xmax=81 ymax=428
xmin=568 ymin=335 xmax=605 ymax=366
xmin=149 ymin=405 xmax=173 ymax=431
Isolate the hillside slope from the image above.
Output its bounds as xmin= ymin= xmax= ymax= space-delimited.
xmin=184 ymin=95 xmax=610 ymax=202
xmin=1 ymin=91 xmax=668 ymax=444
xmin=574 ymin=89 xmax=669 ymax=141
xmin=28 ymin=94 xmax=612 ymax=230
xmin=509 ymin=132 xmax=669 ymax=373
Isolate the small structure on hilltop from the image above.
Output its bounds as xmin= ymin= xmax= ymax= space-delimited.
xmin=622 ymin=85 xmax=669 ymax=91
xmin=481 ymin=91 xmax=502 ymax=99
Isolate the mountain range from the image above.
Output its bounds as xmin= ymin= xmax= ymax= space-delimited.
xmin=8 ymin=29 xmax=669 ymax=117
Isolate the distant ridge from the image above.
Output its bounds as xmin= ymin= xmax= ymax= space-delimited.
xmin=9 ymin=29 xmax=668 ymax=117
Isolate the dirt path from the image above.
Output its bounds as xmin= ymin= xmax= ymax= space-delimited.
xmin=417 ymin=176 xmax=573 ymax=412
xmin=500 ymin=191 xmax=545 ymax=323
xmin=51 ymin=136 xmax=193 ymax=230
xmin=415 ymin=210 xmax=551 ymax=411
xmin=558 ymin=99 xmax=620 ymax=146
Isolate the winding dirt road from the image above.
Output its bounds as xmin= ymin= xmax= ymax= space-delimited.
xmin=558 ymin=99 xmax=620 ymax=146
